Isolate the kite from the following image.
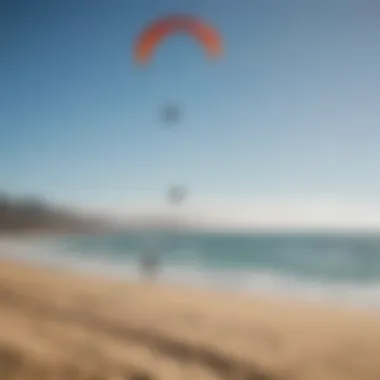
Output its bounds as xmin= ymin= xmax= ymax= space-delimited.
xmin=134 ymin=14 xmax=222 ymax=64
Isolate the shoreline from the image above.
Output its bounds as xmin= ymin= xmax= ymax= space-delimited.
xmin=0 ymin=257 xmax=379 ymax=379
xmin=1 ymin=233 xmax=380 ymax=312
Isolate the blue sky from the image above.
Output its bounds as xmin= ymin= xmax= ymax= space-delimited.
xmin=2 ymin=0 xmax=380 ymax=226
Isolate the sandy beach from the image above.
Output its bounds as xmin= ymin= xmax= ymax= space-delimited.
xmin=0 ymin=258 xmax=379 ymax=380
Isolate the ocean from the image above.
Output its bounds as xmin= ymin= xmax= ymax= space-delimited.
xmin=1 ymin=230 xmax=380 ymax=309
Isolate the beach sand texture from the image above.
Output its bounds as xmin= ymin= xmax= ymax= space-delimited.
xmin=0 ymin=259 xmax=379 ymax=379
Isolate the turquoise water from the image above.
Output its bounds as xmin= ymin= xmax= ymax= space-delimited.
xmin=61 ymin=231 xmax=380 ymax=283
xmin=2 ymin=231 xmax=380 ymax=307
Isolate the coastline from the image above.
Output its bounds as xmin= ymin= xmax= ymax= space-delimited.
xmin=0 ymin=256 xmax=379 ymax=379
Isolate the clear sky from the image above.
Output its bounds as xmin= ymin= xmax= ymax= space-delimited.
xmin=2 ymin=0 xmax=380 ymax=227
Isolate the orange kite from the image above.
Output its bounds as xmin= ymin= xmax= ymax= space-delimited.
xmin=134 ymin=14 xmax=222 ymax=64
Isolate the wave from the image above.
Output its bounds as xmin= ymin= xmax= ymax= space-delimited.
xmin=1 ymin=235 xmax=380 ymax=309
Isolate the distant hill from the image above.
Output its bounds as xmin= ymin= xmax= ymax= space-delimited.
xmin=0 ymin=193 xmax=104 ymax=234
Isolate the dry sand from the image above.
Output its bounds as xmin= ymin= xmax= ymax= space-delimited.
xmin=0 ymin=259 xmax=379 ymax=380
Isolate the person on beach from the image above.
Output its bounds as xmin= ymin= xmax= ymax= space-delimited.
xmin=139 ymin=248 xmax=160 ymax=279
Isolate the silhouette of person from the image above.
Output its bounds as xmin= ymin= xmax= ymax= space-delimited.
xmin=139 ymin=248 xmax=160 ymax=279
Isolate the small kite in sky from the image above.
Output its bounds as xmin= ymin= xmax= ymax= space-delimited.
xmin=133 ymin=14 xmax=223 ymax=64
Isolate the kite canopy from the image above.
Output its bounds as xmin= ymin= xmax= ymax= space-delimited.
xmin=134 ymin=14 xmax=222 ymax=64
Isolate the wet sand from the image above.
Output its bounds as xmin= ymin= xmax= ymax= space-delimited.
xmin=0 ymin=258 xmax=379 ymax=379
